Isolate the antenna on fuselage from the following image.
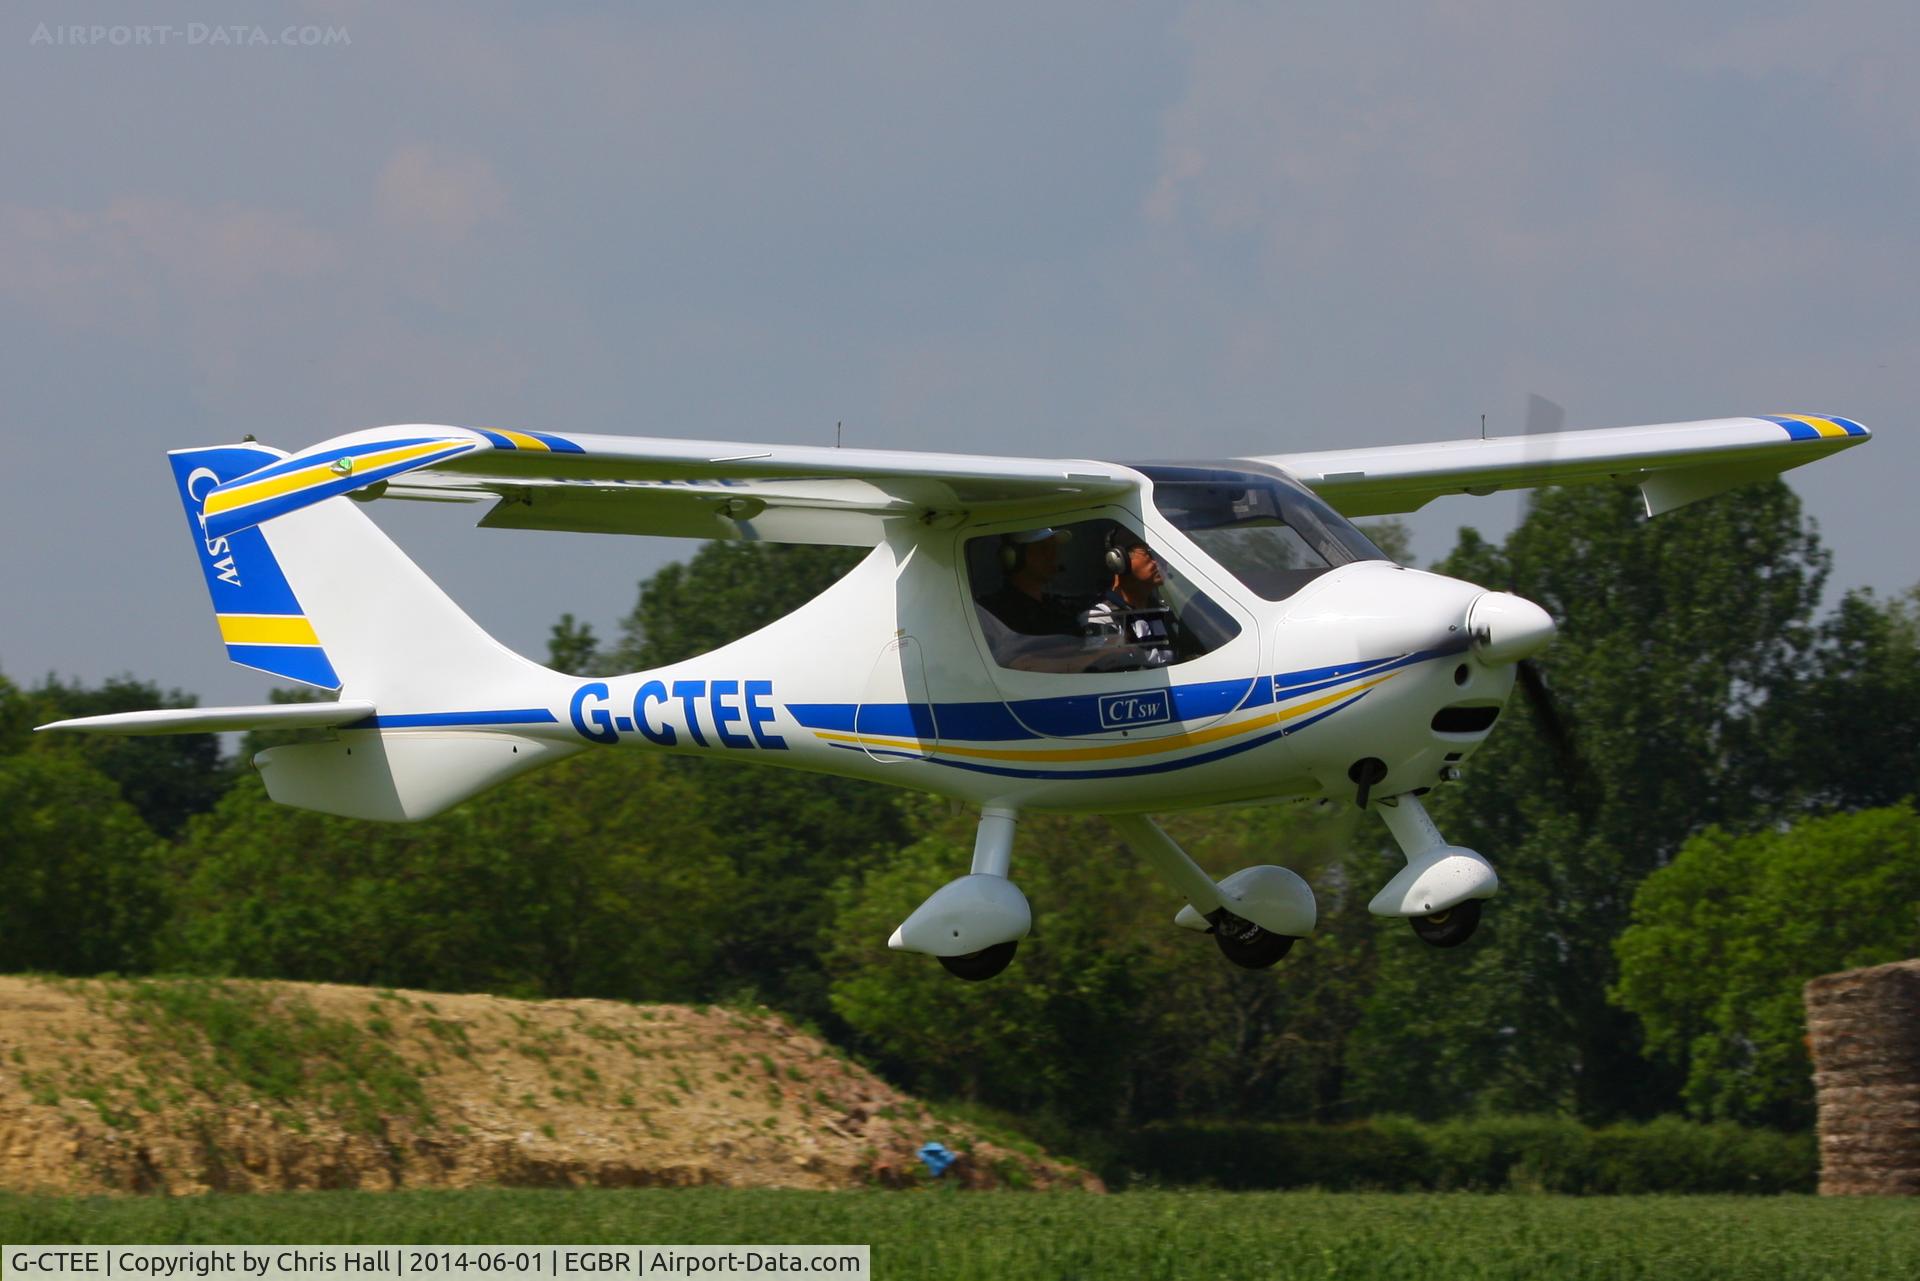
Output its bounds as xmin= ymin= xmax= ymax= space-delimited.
xmin=836 ymin=421 xmax=843 ymax=448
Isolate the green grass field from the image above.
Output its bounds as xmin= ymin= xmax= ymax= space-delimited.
xmin=3 ymin=1190 xmax=1914 ymax=1280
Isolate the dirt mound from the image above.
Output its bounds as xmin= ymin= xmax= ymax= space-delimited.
xmin=0 ymin=976 xmax=1099 ymax=1195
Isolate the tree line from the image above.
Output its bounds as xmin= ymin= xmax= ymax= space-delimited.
xmin=3 ymin=478 xmax=1917 ymax=1134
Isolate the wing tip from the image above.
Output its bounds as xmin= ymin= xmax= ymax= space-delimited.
xmin=1760 ymin=414 xmax=1871 ymax=443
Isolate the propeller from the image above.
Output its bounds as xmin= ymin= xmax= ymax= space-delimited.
xmin=1514 ymin=656 xmax=1578 ymax=777
xmin=1503 ymin=394 xmax=1593 ymax=807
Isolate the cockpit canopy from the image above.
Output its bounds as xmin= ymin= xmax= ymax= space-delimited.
xmin=961 ymin=465 xmax=1386 ymax=683
xmin=965 ymin=517 xmax=1242 ymax=675
xmin=1140 ymin=464 xmax=1390 ymax=601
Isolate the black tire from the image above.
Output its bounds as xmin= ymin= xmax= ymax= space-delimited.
xmin=1409 ymin=898 xmax=1483 ymax=948
xmin=1213 ymin=922 xmax=1295 ymax=970
xmin=938 ymin=940 xmax=1018 ymax=981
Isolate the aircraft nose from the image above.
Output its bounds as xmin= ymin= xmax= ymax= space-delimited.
xmin=1466 ymin=591 xmax=1556 ymax=663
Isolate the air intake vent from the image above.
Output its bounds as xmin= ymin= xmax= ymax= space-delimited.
xmin=1432 ymin=705 xmax=1501 ymax=734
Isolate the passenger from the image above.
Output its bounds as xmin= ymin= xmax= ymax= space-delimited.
xmin=978 ymin=528 xmax=1082 ymax=638
xmin=1082 ymin=528 xmax=1188 ymax=668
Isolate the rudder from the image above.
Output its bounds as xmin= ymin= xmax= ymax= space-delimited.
xmin=170 ymin=445 xmax=341 ymax=690
xmin=171 ymin=441 xmax=557 ymax=710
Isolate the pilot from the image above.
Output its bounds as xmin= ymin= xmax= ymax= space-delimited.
xmin=1082 ymin=528 xmax=1186 ymax=667
xmin=979 ymin=528 xmax=1083 ymax=639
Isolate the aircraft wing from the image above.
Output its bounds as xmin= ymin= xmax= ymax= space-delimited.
xmin=196 ymin=413 xmax=1871 ymax=545
xmin=199 ymin=426 xmax=1139 ymax=547
xmin=1250 ymin=414 xmax=1871 ymax=517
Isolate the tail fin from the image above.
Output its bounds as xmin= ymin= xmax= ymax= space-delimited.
xmin=170 ymin=445 xmax=342 ymax=689
xmin=169 ymin=443 xmax=576 ymax=822
xmin=170 ymin=443 xmax=553 ymax=709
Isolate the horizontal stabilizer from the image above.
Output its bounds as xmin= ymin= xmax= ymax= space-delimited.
xmin=36 ymin=701 xmax=377 ymax=736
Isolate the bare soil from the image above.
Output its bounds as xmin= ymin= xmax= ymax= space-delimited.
xmin=0 ymin=976 xmax=1099 ymax=1196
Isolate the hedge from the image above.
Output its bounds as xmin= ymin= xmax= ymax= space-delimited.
xmin=1109 ymin=1116 xmax=1815 ymax=1193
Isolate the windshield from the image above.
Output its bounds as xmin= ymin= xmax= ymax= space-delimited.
xmin=1141 ymin=464 xmax=1389 ymax=601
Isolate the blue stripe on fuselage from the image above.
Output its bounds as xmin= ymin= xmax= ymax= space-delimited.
xmin=825 ymin=688 xmax=1372 ymax=780
xmin=791 ymin=645 xmax=1462 ymax=744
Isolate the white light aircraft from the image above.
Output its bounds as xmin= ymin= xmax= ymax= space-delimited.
xmin=42 ymin=413 xmax=1870 ymax=979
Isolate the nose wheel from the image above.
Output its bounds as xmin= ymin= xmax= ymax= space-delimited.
xmin=1409 ymin=898 xmax=1482 ymax=948
xmin=1366 ymin=793 xmax=1498 ymax=950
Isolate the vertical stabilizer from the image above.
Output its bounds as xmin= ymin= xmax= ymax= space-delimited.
xmin=169 ymin=445 xmax=342 ymax=689
xmin=169 ymin=443 xmax=557 ymax=710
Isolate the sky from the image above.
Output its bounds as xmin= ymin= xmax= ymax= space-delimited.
xmin=2 ymin=1 xmax=1914 ymax=709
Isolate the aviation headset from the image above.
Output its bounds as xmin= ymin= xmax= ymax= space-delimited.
xmin=1000 ymin=528 xmax=1062 ymax=573
xmin=1105 ymin=527 xmax=1147 ymax=576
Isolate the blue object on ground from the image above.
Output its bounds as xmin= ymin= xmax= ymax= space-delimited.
xmin=917 ymin=1141 xmax=956 ymax=1177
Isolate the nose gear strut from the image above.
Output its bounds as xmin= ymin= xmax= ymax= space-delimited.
xmin=1366 ymin=792 xmax=1496 ymax=946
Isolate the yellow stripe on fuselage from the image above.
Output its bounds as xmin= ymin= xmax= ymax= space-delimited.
xmin=1778 ymin=414 xmax=1852 ymax=439
xmin=217 ymin=614 xmax=321 ymax=646
xmin=814 ymin=674 xmax=1397 ymax=764
xmin=202 ymin=440 xmax=469 ymax=515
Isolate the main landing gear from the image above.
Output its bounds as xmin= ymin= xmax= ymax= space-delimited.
xmin=1210 ymin=911 xmax=1296 ymax=969
xmin=938 ymin=940 xmax=1019 ymax=981
xmin=1366 ymin=792 xmax=1497 ymax=947
xmin=1407 ymin=899 xmax=1482 ymax=948
xmin=888 ymin=807 xmax=1031 ymax=983
xmin=1108 ymin=814 xmax=1316 ymax=971
xmin=889 ymin=807 xmax=1321 ymax=981
xmin=889 ymin=791 xmax=1495 ymax=981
